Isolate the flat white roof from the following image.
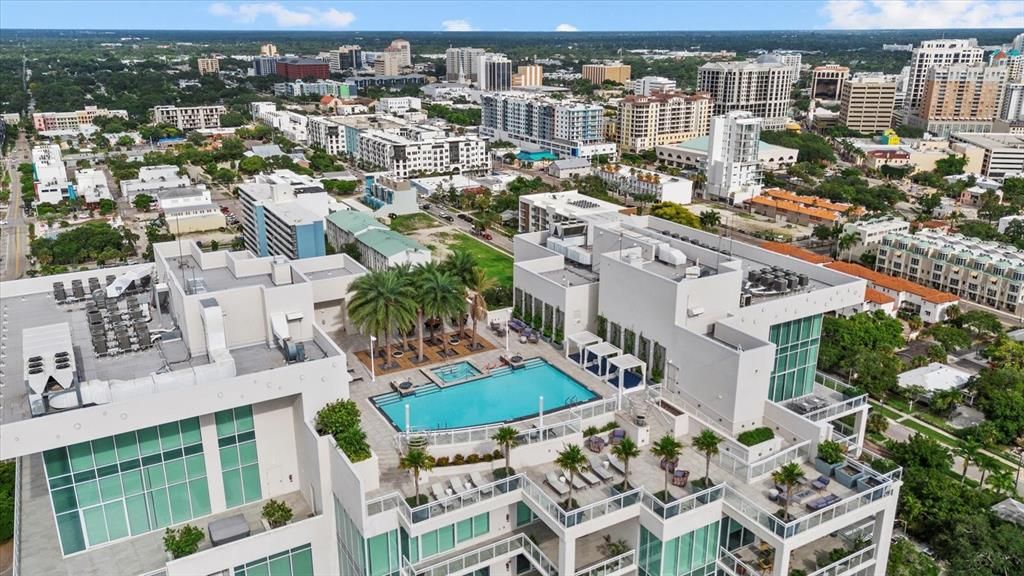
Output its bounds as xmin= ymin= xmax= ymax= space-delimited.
xmin=898 ymin=362 xmax=971 ymax=394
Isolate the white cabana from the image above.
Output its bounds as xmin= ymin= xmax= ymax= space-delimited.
xmin=582 ymin=341 xmax=621 ymax=377
xmin=566 ymin=330 xmax=602 ymax=361
xmin=608 ymin=354 xmax=647 ymax=410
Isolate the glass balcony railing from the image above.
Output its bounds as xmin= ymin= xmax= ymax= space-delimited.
xmin=807 ymin=544 xmax=876 ymax=576
xmin=641 ymin=484 xmax=724 ymax=519
xmin=368 ymin=475 xmax=526 ymax=523
xmin=574 ymin=550 xmax=635 ymax=576
xmin=717 ymin=547 xmax=762 ymax=576
xmin=416 ymin=534 xmax=560 ymax=576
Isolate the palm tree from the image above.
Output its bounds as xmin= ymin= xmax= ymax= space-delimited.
xmin=348 ymin=270 xmax=417 ymax=369
xmin=955 ymin=440 xmax=980 ymax=484
xmin=837 ymin=232 xmax=858 ymax=261
xmin=772 ymin=462 xmax=806 ymax=521
xmin=491 ymin=426 xmax=518 ymax=476
xmin=650 ymin=435 xmax=684 ymax=499
xmin=977 ymin=456 xmax=998 ymax=487
xmin=698 ymin=210 xmax=721 ymax=231
xmin=612 ymin=437 xmax=640 ymax=491
xmin=119 ymin=226 xmax=140 ymax=255
xmin=556 ymin=444 xmax=587 ymax=509
xmin=400 ymin=447 xmax=435 ymax=506
xmin=692 ymin=172 xmax=707 ymax=196
xmin=443 ymin=250 xmax=476 ymax=336
xmin=986 ymin=468 xmax=1014 ymax=495
xmin=419 ymin=266 xmax=465 ymax=357
xmin=465 ymin=267 xmax=496 ymax=351
xmin=693 ymin=429 xmax=722 ymax=486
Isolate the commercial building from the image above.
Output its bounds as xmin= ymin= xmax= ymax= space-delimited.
xmin=275 ymin=57 xmax=330 ymax=81
xmin=843 ymin=217 xmax=912 ymax=259
xmin=839 ymin=75 xmax=898 ymax=133
xmin=120 ymin=165 xmax=191 ymax=200
xmin=705 ymin=111 xmax=764 ymax=205
xmin=698 ymin=55 xmax=795 ymax=130
xmin=197 ymin=58 xmax=220 ymax=76
xmin=481 ymin=92 xmax=617 ymax=161
xmin=873 ymin=229 xmax=1023 ymax=317
xmin=826 ymin=260 xmax=960 ymax=322
xmin=324 ymin=210 xmax=430 ymax=271
xmin=329 ymin=45 xmax=363 ymax=73
xmin=360 ymin=174 xmax=419 ymax=216
xmin=546 ymin=157 xmax=592 ymax=180
xmin=517 ymin=191 xmax=626 ymax=233
xmin=1001 ymin=83 xmax=1024 ymax=121
xmin=581 ymin=62 xmax=632 ymax=85
xmin=159 ymin=186 xmax=227 ymax=234
xmin=357 ymin=127 xmax=488 ymax=179
xmin=475 ymin=53 xmax=513 ymax=91
xmin=73 ymin=168 xmax=113 ymax=204
xmin=810 ymin=65 xmax=849 ymax=100
xmin=32 ymin=106 xmax=129 ymax=132
xmin=595 ymin=163 xmax=694 ymax=204
xmin=749 ymin=188 xmax=865 ymax=227
xmin=237 ymin=180 xmax=330 ymax=260
xmin=907 ymin=64 xmax=1006 ymax=137
xmin=273 ymin=79 xmax=357 ymax=99
xmin=949 ymin=132 xmax=1024 ymax=177
xmin=346 ymin=74 xmax=427 ymax=91
xmin=260 ymin=43 xmax=277 ymax=56
xmin=445 ymin=47 xmax=486 ymax=82
xmin=250 ymin=102 xmax=309 ymax=143
xmin=514 ymin=64 xmax=543 ymax=87
xmin=631 ymin=76 xmax=677 ymax=96
xmin=507 ymin=200 xmax=900 ymax=576
xmin=252 ymin=55 xmax=278 ymax=76
xmin=388 ymin=38 xmax=412 ymax=67
xmin=616 ymin=92 xmax=713 ymax=152
xmin=373 ymin=48 xmax=405 ymax=76
xmin=152 ymin=105 xmax=227 ymax=131
xmin=376 ymin=97 xmax=421 ymax=115
xmin=31 ymin=144 xmax=70 ymax=204
xmin=656 ymin=135 xmax=799 ymax=172
xmin=904 ymin=39 xmax=985 ymax=119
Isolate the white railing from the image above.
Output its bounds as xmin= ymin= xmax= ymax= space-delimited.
xmin=416 ymin=534 xmax=558 ymax=576
xmin=561 ymin=486 xmax=643 ymax=527
xmin=12 ymin=456 xmax=22 ymax=576
xmin=641 ymin=484 xmax=724 ymax=519
xmin=802 ymin=394 xmax=868 ymax=422
xmin=746 ymin=441 xmax=812 ymax=482
xmin=718 ymin=547 xmax=763 ymax=576
xmin=807 ymin=544 xmax=876 ymax=576
xmin=367 ymin=474 xmax=525 ymax=523
xmin=574 ymin=550 xmax=635 ymax=576
xmin=400 ymin=416 xmax=583 ymax=448
xmin=815 ymin=371 xmax=856 ymax=392
xmin=570 ymin=397 xmax=619 ymax=421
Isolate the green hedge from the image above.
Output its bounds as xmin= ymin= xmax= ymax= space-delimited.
xmin=737 ymin=427 xmax=774 ymax=447
xmin=0 ymin=459 xmax=14 ymax=542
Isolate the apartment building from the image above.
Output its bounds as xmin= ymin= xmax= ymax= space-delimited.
xmin=1000 ymin=83 xmax=1024 ymax=121
xmin=197 ymin=57 xmax=220 ymax=75
xmin=32 ymin=106 xmax=129 ymax=132
xmin=377 ymin=97 xmax=422 ymax=115
xmin=475 ymin=53 xmax=513 ymax=91
xmin=810 ymin=65 xmax=850 ymax=100
xmin=73 ymin=168 xmax=113 ymax=204
xmin=445 ymin=47 xmax=486 ymax=82
xmin=631 ymin=76 xmax=677 ymax=96
xmin=328 ymin=45 xmax=363 ymax=73
xmin=595 ymin=163 xmax=694 ymax=204
xmin=843 ymin=217 xmax=912 ymax=259
xmin=904 ymin=39 xmax=985 ymax=119
xmin=276 ymin=57 xmax=330 ymax=81
xmin=949 ymin=132 xmax=1024 ymax=177
xmin=480 ymin=92 xmax=617 ymax=161
xmin=698 ymin=55 xmax=795 ymax=130
xmin=250 ymin=102 xmax=309 ymax=143
xmin=357 ymin=128 xmax=488 ymax=179
xmin=360 ymin=173 xmax=419 ymax=216
xmin=325 ymin=210 xmax=430 ymax=271
xmin=749 ymin=188 xmax=865 ymax=227
xmin=260 ymin=43 xmax=277 ymax=56
xmin=826 ymin=261 xmax=959 ymax=322
xmin=514 ymin=64 xmax=544 ymax=87
xmin=582 ymin=62 xmax=632 ymax=85
xmin=0 ymin=240 xmax=369 ymax=576
xmin=273 ymin=79 xmax=357 ymax=99
xmin=518 ymin=191 xmax=626 ymax=233
xmin=839 ymin=75 xmax=898 ymax=133
xmin=252 ymin=55 xmax=278 ymax=76
xmin=875 ymin=229 xmax=1024 ymax=316
xmin=307 ymin=116 xmax=349 ymax=156
xmin=152 ymin=105 xmax=227 ymax=131
xmin=616 ymin=92 xmax=713 ymax=152
xmin=237 ymin=179 xmax=329 ymax=260
xmin=373 ymin=48 xmax=405 ymax=76
xmin=907 ymin=64 xmax=1007 ymax=137
xmin=705 ymin=111 xmax=764 ymax=205
xmin=388 ymin=38 xmax=412 ymax=67
xmin=31 ymin=144 xmax=70 ymax=204
xmin=773 ymin=51 xmax=803 ymax=83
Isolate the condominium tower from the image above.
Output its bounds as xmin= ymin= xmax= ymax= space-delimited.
xmin=582 ymin=63 xmax=632 ymax=85
xmin=480 ymin=92 xmax=617 ymax=160
xmin=514 ymin=64 xmax=544 ymax=87
xmin=908 ymin=64 xmax=1007 ymax=136
xmin=631 ymin=76 xmax=678 ymax=96
xmin=388 ymin=38 xmax=412 ymax=67
xmin=698 ymin=55 xmax=795 ymax=130
xmin=475 ymin=53 xmax=513 ymax=91
xmin=705 ymin=111 xmax=764 ymax=204
xmin=152 ymin=105 xmax=227 ymax=131
xmin=840 ymin=75 xmax=898 ymax=133
xmin=445 ymin=47 xmax=486 ymax=82
xmin=329 ymin=45 xmax=363 ymax=73
xmin=904 ymin=39 xmax=985 ymax=118
xmin=616 ymin=92 xmax=713 ymax=152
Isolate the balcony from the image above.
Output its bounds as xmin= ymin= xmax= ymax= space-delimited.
xmin=414 ymin=533 xmax=559 ymax=576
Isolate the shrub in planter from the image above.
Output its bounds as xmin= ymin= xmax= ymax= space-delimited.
xmin=842 ymin=386 xmax=866 ymax=399
xmin=481 ymin=453 xmax=493 ymax=462
xmin=315 ymin=400 xmax=372 ymax=463
xmin=262 ymin=499 xmax=294 ymax=528
xmin=814 ymin=440 xmax=847 ymax=476
xmin=466 ymin=454 xmax=480 ymax=464
xmin=492 ymin=449 xmax=503 ymax=459
xmin=583 ymin=426 xmax=600 ymax=437
xmin=737 ymin=427 xmax=774 ymax=447
xmin=435 ymin=456 xmax=450 ymax=467
xmin=164 ymin=524 xmax=204 ymax=559
xmin=453 ymin=454 xmax=465 ymax=465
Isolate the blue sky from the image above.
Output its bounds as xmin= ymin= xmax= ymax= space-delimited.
xmin=1 ymin=1 xmax=1022 ymax=31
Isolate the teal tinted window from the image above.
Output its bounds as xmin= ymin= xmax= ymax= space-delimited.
xmin=768 ymin=314 xmax=823 ymax=402
xmin=216 ymin=406 xmax=262 ymax=507
xmin=234 ymin=544 xmax=314 ymax=576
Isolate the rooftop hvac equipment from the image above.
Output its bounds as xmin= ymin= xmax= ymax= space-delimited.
xmin=741 ymin=293 xmax=753 ymax=307
xmin=656 ymin=244 xmax=687 ymax=266
xmin=799 ymin=274 xmax=809 ymax=287
xmin=787 ymin=275 xmax=800 ymax=290
xmin=685 ymin=265 xmax=701 ymax=279
xmin=772 ymin=279 xmax=787 ymax=291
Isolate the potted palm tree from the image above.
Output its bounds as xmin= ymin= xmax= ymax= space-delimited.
xmin=400 ymin=447 xmax=435 ymax=506
xmin=611 ymin=437 xmax=639 ymax=493
xmin=556 ymin=444 xmax=587 ymax=511
xmin=814 ymin=440 xmax=846 ymax=476
xmin=491 ymin=426 xmax=518 ymax=479
xmin=772 ymin=462 xmax=806 ymax=524
xmin=692 ymin=429 xmax=722 ymax=489
xmin=650 ymin=434 xmax=684 ymax=502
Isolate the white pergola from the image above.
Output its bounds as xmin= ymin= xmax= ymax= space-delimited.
xmin=608 ymin=354 xmax=647 ymax=410
xmin=582 ymin=341 xmax=621 ymax=377
xmin=566 ymin=331 xmax=602 ymax=362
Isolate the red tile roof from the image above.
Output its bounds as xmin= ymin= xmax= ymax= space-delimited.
xmin=759 ymin=241 xmax=834 ymax=264
xmin=825 ymin=261 xmax=960 ymax=304
xmin=865 ymin=288 xmax=896 ymax=305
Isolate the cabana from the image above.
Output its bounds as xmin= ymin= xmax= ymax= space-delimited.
xmin=566 ymin=331 xmax=602 ymax=363
xmin=608 ymin=354 xmax=646 ymax=410
xmin=580 ymin=341 xmax=621 ymax=378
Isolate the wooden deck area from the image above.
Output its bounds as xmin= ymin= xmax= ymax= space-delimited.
xmin=354 ymin=330 xmax=499 ymax=376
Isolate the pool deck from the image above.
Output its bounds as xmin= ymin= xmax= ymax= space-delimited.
xmin=352 ymin=329 xmax=499 ymax=376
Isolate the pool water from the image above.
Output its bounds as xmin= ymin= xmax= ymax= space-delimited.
xmin=432 ymin=361 xmax=481 ymax=383
xmin=374 ymin=358 xmax=598 ymax=431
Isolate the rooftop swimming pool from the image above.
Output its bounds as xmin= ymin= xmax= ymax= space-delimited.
xmin=373 ymin=358 xmax=598 ymax=431
xmin=432 ymin=361 xmax=481 ymax=383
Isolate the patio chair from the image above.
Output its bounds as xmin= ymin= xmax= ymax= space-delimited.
xmin=610 ymin=429 xmax=626 ymax=445
xmin=586 ymin=435 xmax=606 ymax=453
xmin=672 ymin=469 xmax=690 ymax=487
xmin=545 ymin=472 xmax=570 ymax=497
xmin=811 ymin=475 xmax=831 ymax=491
xmin=570 ymin=475 xmax=587 ymax=490
xmin=449 ymin=476 xmax=468 ymax=496
xmin=528 ymin=331 xmax=539 ymax=344
xmin=608 ymin=453 xmax=627 ymax=475
xmin=805 ymin=493 xmax=842 ymax=511
xmin=587 ymin=455 xmax=614 ymax=481
xmin=431 ymin=483 xmax=449 ymax=501
xmin=579 ymin=468 xmax=600 ymax=485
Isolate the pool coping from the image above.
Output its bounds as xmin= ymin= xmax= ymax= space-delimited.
xmin=368 ymin=356 xmax=603 ymax=433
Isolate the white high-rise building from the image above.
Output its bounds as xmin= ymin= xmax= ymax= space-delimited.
xmin=630 ymin=76 xmax=677 ymax=96
xmin=388 ymin=38 xmax=412 ymax=67
xmin=904 ymin=39 xmax=984 ymax=118
xmin=31 ymin=144 xmax=69 ymax=204
xmin=152 ymin=105 xmax=227 ymax=131
xmin=773 ymin=51 xmax=803 ymax=83
xmin=481 ymin=92 xmax=617 ymax=160
xmin=445 ymin=47 xmax=486 ymax=82
xmin=474 ymin=53 xmax=513 ymax=91
xmin=706 ymin=111 xmax=763 ymax=204
xmin=698 ymin=55 xmax=794 ymax=130
xmin=1001 ymin=83 xmax=1024 ymax=121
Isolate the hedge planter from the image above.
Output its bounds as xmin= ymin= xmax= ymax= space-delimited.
xmin=814 ymin=457 xmax=844 ymax=477
xmin=834 ymin=464 xmax=865 ymax=488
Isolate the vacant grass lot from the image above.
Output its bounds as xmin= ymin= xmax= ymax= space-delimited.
xmin=448 ymin=233 xmax=513 ymax=289
xmin=389 ymin=213 xmax=442 ymax=234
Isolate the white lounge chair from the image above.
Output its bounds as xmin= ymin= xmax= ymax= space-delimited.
xmin=470 ymin=471 xmax=491 ymax=494
xmin=588 ymin=455 xmax=614 ymax=481
xmin=579 ymin=468 xmax=600 ymax=485
xmin=545 ymin=472 xmax=570 ymax=497
xmin=608 ymin=454 xmax=627 ymax=475
xmin=450 ymin=476 xmax=467 ymax=495
xmin=431 ymin=483 xmax=449 ymax=501
xmin=570 ymin=475 xmax=587 ymax=490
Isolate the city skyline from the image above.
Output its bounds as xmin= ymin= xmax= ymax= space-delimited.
xmin=1 ymin=0 xmax=1023 ymax=31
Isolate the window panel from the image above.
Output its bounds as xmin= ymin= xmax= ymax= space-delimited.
xmin=82 ymin=506 xmax=109 ymax=546
xmin=189 ymin=478 xmax=212 ymax=517
xmin=241 ymin=464 xmax=262 ymax=503
xmin=149 ymin=487 xmax=173 ymax=528
xmin=216 ymin=410 xmax=236 ymax=437
xmin=144 ymin=465 xmax=166 ymax=490
xmin=221 ymin=446 xmax=240 ymax=470
xmin=179 ymin=417 xmax=202 ymax=445
xmin=169 ymin=482 xmax=193 ymax=524
xmin=185 ymin=454 xmax=207 ymax=480
xmin=164 ymin=459 xmax=187 ymax=485
xmin=159 ymin=422 xmax=182 ymax=450
xmin=104 ymin=501 xmax=129 ymax=541
xmin=68 ymin=443 xmax=95 ymax=473
xmin=91 ymin=437 xmax=117 ymax=467
xmin=56 ymin=511 xmax=87 ymax=554
xmin=234 ymin=406 xmax=255 ymax=432
xmin=52 ymin=486 xmax=78 ymax=514
xmin=291 ymin=547 xmax=314 ymax=576
xmin=473 ymin=513 xmax=489 ymax=537
xmin=238 ymin=442 xmax=259 ymax=466
xmin=137 ymin=427 xmax=161 ymax=456
xmin=76 ymin=480 xmax=101 ymax=508
xmin=126 ymin=494 xmax=151 ymax=535
xmin=437 ymin=525 xmax=454 ymax=554
xmin=223 ymin=469 xmax=244 ymax=509
xmin=114 ymin=432 xmax=139 ymax=461
xmin=99 ymin=475 xmax=123 ymax=502
xmin=456 ymin=518 xmax=472 ymax=543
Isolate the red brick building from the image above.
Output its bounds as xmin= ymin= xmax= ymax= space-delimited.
xmin=276 ymin=57 xmax=330 ymax=80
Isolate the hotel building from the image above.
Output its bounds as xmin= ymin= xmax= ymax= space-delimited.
xmin=616 ymin=93 xmax=713 ymax=153
xmin=582 ymin=63 xmax=632 ymax=85
xmin=839 ymin=75 xmax=898 ymax=134
xmin=481 ymin=93 xmax=617 ymax=161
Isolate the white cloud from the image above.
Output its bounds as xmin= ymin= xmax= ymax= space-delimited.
xmin=555 ymin=23 xmax=579 ymax=32
xmin=822 ymin=0 xmax=1023 ymax=29
xmin=441 ymin=19 xmax=476 ymax=32
xmin=208 ymin=2 xmax=355 ymax=28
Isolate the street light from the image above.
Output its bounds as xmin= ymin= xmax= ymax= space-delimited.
xmin=369 ymin=335 xmax=377 ymax=383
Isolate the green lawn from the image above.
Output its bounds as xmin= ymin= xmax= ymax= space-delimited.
xmin=869 ymin=402 xmax=904 ymax=422
xmin=448 ymin=234 xmax=513 ymax=289
xmin=389 ymin=213 xmax=442 ymax=234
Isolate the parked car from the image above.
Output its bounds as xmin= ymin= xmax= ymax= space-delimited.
xmin=441 ymin=213 xmax=454 ymax=222
xmin=420 ymin=203 xmax=432 ymax=210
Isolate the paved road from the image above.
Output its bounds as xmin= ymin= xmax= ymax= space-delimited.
xmin=1 ymin=133 xmax=32 ymax=281
xmin=421 ymin=204 xmax=513 ymax=255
